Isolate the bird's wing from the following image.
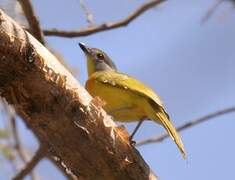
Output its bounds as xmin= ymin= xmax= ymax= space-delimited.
xmin=89 ymin=71 xmax=164 ymax=107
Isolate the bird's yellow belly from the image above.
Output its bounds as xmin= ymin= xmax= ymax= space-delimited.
xmin=86 ymin=80 xmax=147 ymax=122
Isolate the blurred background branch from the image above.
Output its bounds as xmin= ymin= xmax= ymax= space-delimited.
xmin=41 ymin=0 xmax=165 ymax=38
xmin=202 ymin=0 xmax=235 ymax=23
xmin=79 ymin=0 xmax=94 ymax=26
xmin=3 ymin=101 xmax=39 ymax=180
xmin=13 ymin=146 xmax=46 ymax=180
xmin=137 ymin=106 xmax=235 ymax=146
xmin=17 ymin=0 xmax=45 ymax=44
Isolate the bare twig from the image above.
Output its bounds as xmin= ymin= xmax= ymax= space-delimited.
xmin=2 ymin=100 xmax=38 ymax=179
xmin=10 ymin=115 xmax=28 ymax=163
xmin=18 ymin=0 xmax=45 ymax=44
xmin=201 ymin=0 xmax=225 ymax=23
xmin=79 ymin=0 xmax=94 ymax=26
xmin=42 ymin=0 xmax=165 ymax=38
xmin=13 ymin=146 xmax=46 ymax=180
xmin=202 ymin=0 xmax=235 ymax=23
xmin=136 ymin=106 xmax=235 ymax=146
xmin=8 ymin=108 xmax=38 ymax=180
xmin=0 ymin=99 xmax=18 ymax=171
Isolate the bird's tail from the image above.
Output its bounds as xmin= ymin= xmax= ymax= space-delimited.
xmin=155 ymin=110 xmax=186 ymax=159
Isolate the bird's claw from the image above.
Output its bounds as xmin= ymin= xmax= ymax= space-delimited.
xmin=129 ymin=137 xmax=136 ymax=146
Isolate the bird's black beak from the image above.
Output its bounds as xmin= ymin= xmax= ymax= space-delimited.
xmin=79 ymin=42 xmax=90 ymax=54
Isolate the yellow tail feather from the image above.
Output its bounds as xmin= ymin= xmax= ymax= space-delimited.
xmin=155 ymin=111 xmax=186 ymax=159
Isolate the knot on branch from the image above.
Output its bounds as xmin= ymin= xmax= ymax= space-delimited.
xmin=24 ymin=43 xmax=37 ymax=63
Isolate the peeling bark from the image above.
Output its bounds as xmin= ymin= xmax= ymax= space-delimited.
xmin=0 ymin=9 xmax=157 ymax=180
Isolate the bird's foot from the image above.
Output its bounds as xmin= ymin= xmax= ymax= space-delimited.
xmin=129 ymin=137 xmax=136 ymax=146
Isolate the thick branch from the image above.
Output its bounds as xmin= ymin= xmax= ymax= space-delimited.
xmin=0 ymin=9 xmax=157 ymax=180
xmin=42 ymin=0 xmax=165 ymax=38
xmin=137 ymin=106 xmax=235 ymax=146
xmin=13 ymin=146 xmax=46 ymax=180
xmin=18 ymin=0 xmax=45 ymax=44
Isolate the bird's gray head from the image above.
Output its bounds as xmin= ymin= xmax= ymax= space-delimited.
xmin=79 ymin=43 xmax=117 ymax=76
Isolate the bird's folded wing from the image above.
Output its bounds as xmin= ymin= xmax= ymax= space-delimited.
xmin=89 ymin=71 xmax=164 ymax=107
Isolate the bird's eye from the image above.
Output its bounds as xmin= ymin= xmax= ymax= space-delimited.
xmin=97 ymin=53 xmax=104 ymax=59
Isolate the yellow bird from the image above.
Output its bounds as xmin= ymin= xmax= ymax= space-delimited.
xmin=79 ymin=43 xmax=186 ymax=158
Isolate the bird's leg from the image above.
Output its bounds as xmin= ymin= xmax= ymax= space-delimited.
xmin=129 ymin=119 xmax=145 ymax=145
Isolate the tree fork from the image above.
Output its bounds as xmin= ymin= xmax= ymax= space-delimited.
xmin=0 ymin=9 xmax=157 ymax=180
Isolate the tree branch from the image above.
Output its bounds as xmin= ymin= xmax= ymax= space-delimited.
xmin=136 ymin=106 xmax=235 ymax=146
xmin=3 ymin=102 xmax=38 ymax=180
xmin=10 ymin=114 xmax=28 ymax=164
xmin=0 ymin=9 xmax=157 ymax=179
xmin=18 ymin=0 xmax=45 ymax=44
xmin=201 ymin=0 xmax=224 ymax=23
xmin=42 ymin=0 xmax=165 ymax=38
xmin=13 ymin=146 xmax=46 ymax=180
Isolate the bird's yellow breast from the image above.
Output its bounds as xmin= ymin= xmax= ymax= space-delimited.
xmin=85 ymin=72 xmax=151 ymax=122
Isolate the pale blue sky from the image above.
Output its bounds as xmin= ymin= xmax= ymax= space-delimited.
xmin=1 ymin=0 xmax=235 ymax=179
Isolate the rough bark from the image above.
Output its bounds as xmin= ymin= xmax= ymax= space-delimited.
xmin=0 ymin=9 xmax=157 ymax=180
